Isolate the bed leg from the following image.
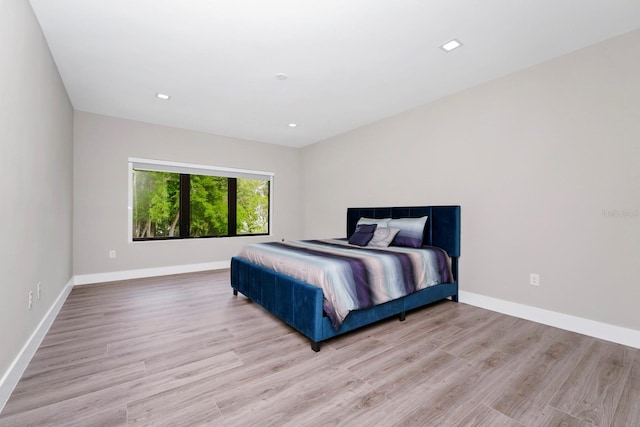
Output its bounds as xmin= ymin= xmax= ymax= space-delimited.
xmin=233 ymin=289 xmax=238 ymax=296
xmin=399 ymin=311 xmax=406 ymax=322
xmin=451 ymin=294 xmax=458 ymax=303
xmin=311 ymin=341 xmax=320 ymax=352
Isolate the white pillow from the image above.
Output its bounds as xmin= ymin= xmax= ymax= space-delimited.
xmin=356 ymin=217 xmax=391 ymax=228
xmin=388 ymin=216 xmax=428 ymax=248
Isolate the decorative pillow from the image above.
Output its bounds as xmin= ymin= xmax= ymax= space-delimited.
xmin=348 ymin=223 xmax=377 ymax=246
xmin=389 ymin=216 xmax=428 ymax=248
xmin=356 ymin=217 xmax=391 ymax=228
xmin=367 ymin=227 xmax=400 ymax=248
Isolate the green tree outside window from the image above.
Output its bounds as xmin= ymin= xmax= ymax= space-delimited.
xmin=132 ymin=170 xmax=269 ymax=240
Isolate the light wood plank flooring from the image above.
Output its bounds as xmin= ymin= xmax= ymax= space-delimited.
xmin=1 ymin=270 xmax=639 ymax=426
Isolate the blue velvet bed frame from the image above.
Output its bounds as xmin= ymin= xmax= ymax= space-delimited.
xmin=230 ymin=205 xmax=461 ymax=352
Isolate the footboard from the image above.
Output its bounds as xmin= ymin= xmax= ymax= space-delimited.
xmin=231 ymin=257 xmax=325 ymax=345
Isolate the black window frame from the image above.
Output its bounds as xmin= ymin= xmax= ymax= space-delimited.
xmin=132 ymin=170 xmax=271 ymax=242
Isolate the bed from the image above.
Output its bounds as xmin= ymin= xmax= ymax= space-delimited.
xmin=230 ymin=205 xmax=461 ymax=351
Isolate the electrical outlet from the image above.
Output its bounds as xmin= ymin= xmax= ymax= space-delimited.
xmin=37 ymin=282 xmax=41 ymax=300
xmin=529 ymin=273 xmax=540 ymax=286
xmin=109 ymin=250 xmax=116 ymax=259
xmin=28 ymin=291 xmax=33 ymax=310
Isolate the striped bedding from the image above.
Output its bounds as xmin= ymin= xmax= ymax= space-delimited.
xmin=236 ymin=239 xmax=453 ymax=329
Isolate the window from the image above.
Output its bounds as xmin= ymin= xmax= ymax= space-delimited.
xmin=129 ymin=158 xmax=272 ymax=241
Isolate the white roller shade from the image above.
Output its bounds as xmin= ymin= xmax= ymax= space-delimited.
xmin=129 ymin=157 xmax=274 ymax=181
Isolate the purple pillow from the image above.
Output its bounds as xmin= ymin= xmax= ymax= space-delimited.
xmin=348 ymin=224 xmax=377 ymax=246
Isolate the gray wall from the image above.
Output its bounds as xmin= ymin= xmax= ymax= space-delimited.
xmin=73 ymin=111 xmax=303 ymax=275
xmin=301 ymin=29 xmax=640 ymax=331
xmin=0 ymin=0 xmax=73 ymax=381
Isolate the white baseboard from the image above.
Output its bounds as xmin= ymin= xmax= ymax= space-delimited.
xmin=459 ymin=290 xmax=640 ymax=349
xmin=0 ymin=278 xmax=74 ymax=413
xmin=74 ymin=260 xmax=230 ymax=286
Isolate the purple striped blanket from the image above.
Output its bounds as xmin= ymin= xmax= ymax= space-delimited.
xmin=237 ymin=239 xmax=453 ymax=329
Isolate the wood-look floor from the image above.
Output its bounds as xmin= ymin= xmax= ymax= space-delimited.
xmin=1 ymin=270 xmax=639 ymax=426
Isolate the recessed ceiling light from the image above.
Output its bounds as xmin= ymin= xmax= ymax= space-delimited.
xmin=288 ymin=123 xmax=297 ymax=128
xmin=275 ymin=73 xmax=288 ymax=81
xmin=440 ymin=39 xmax=463 ymax=52
xmin=156 ymin=93 xmax=170 ymax=100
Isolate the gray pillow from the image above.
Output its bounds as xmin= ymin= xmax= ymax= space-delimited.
xmin=367 ymin=227 xmax=400 ymax=248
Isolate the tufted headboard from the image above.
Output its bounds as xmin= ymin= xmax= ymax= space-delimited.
xmin=346 ymin=205 xmax=461 ymax=258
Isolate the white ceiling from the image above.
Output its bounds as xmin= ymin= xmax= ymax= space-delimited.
xmin=30 ymin=1 xmax=640 ymax=147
